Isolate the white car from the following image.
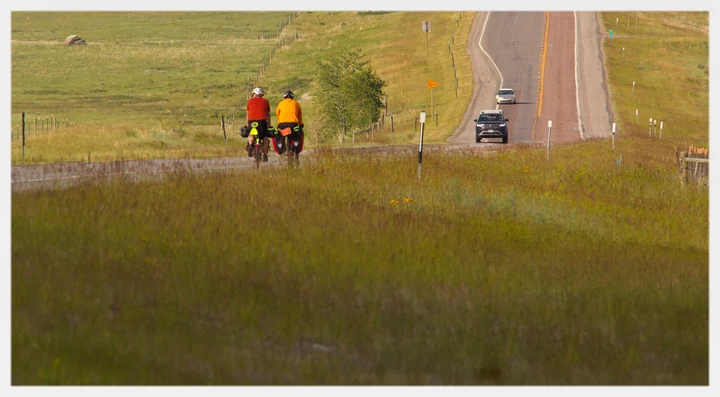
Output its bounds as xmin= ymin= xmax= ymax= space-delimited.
xmin=496 ymin=88 xmax=517 ymax=104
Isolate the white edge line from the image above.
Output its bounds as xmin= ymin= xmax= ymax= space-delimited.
xmin=574 ymin=11 xmax=584 ymax=140
xmin=478 ymin=11 xmax=503 ymax=110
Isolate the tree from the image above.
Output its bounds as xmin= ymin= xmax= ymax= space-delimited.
xmin=315 ymin=47 xmax=386 ymax=142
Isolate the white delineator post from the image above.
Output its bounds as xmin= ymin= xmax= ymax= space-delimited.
xmin=635 ymin=108 xmax=638 ymax=124
xmin=632 ymin=81 xmax=635 ymax=95
xmin=654 ymin=119 xmax=657 ymax=137
xmin=418 ymin=111 xmax=426 ymax=182
xmin=546 ymin=120 xmax=552 ymax=161
xmin=660 ymin=121 xmax=664 ymax=139
xmin=649 ymin=118 xmax=652 ymax=137
xmin=612 ymin=122 xmax=616 ymax=151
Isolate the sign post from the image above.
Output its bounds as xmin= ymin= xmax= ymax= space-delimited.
xmin=546 ymin=120 xmax=552 ymax=161
xmin=22 ymin=112 xmax=25 ymax=161
xmin=428 ymin=79 xmax=439 ymax=117
xmin=422 ymin=21 xmax=431 ymax=56
xmin=418 ymin=111 xmax=426 ymax=181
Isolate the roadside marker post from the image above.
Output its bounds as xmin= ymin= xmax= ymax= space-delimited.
xmin=635 ymin=108 xmax=638 ymax=124
xmin=632 ymin=81 xmax=635 ymax=94
xmin=422 ymin=21 xmax=431 ymax=56
xmin=649 ymin=118 xmax=652 ymax=137
xmin=221 ymin=115 xmax=228 ymax=153
xmin=418 ymin=111 xmax=426 ymax=182
xmin=546 ymin=120 xmax=552 ymax=161
xmin=660 ymin=121 xmax=664 ymax=139
xmin=612 ymin=122 xmax=616 ymax=151
xmin=622 ymin=47 xmax=625 ymax=59
xmin=22 ymin=112 xmax=25 ymax=161
xmin=654 ymin=119 xmax=657 ymax=137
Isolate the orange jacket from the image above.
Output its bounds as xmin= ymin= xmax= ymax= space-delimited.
xmin=276 ymin=98 xmax=303 ymax=124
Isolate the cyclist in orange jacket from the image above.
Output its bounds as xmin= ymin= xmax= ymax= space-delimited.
xmin=273 ymin=90 xmax=304 ymax=156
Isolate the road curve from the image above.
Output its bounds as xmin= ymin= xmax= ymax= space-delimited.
xmin=448 ymin=12 xmax=501 ymax=144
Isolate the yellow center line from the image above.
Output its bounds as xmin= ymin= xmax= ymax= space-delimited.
xmin=534 ymin=11 xmax=549 ymax=141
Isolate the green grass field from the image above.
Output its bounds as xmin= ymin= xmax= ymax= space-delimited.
xmin=10 ymin=11 xmax=709 ymax=385
xmin=600 ymin=12 xmax=708 ymax=145
xmin=11 ymin=11 xmax=472 ymax=163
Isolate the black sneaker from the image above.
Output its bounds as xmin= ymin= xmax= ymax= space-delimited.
xmin=262 ymin=153 xmax=269 ymax=162
xmin=247 ymin=144 xmax=253 ymax=157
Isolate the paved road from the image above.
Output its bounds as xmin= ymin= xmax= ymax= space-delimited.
xmin=536 ymin=11 xmax=580 ymax=143
xmin=576 ymin=11 xmax=615 ymax=138
xmin=450 ymin=11 xmax=614 ymax=145
xmin=448 ymin=12 xmax=501 ymax=145
xmin=486 ymin=11 xmax=545 ymax=143
xmin=449 ymin=11 xmax=545 ymax=144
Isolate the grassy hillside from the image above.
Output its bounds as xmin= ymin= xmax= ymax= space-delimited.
xmin=10 ymin=11 xmax=473 ymax=163
xmin=11 ymin=12 xmax=298 ymax=125
xmin=256 ymin=11 xmax=474 ymax=145
xmin=599 ymin=12 xmax=708 ymax=146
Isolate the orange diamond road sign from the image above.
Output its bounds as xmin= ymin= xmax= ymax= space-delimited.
xmin=428 ymin=80 xmax=439 ymax=89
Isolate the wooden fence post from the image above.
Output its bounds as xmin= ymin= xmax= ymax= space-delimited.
xmin=22 ymin=112 xmax=26 ymax=161
xmin=680 ymin=151 xmax=688 ymax=185
xmin=222 ymin=115 xmax=228 ymax=153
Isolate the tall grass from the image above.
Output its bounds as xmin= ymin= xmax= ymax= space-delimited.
xmin=11 ymin=11 xmax=708 ymax=385
xmin=12 ymin=142 xmax=707 ymax=385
